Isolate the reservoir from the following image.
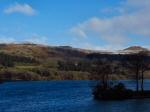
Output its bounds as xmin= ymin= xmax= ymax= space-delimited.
xmin=0 ymin=80 xmax=150 ymax=112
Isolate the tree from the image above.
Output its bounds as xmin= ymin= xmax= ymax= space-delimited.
xmin=138 ymin=51 xmax=150 ymax=91
xmin=126 ymin=53 xmax=141 ymax=92
xmin=125 ymin=51 xmax=150 ymax=92
xmin=90 ymin=58 xmax=118 ymax=88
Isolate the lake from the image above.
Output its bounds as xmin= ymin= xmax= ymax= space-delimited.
xmin=0 ymin=80 xmax=150 ymax=112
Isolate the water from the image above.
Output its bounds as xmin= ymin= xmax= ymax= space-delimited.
xmin=0 ymin=80 xmax=150 ymax=112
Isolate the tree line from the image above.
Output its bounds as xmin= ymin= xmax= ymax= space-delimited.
xmin=0 ymin=52 xmax=38 ymax=67
xmin=58 ymin=51 xmax=150 ymax=91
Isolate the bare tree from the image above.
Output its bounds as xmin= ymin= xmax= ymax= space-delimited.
xmin=91 ymin=58 xmax=118 ymax=88
xmin=126 ymin=53 xmax=141 ymax=92
xmin=125 ymin=51 xmax=150 ymax=92
xmin=138 ymin=51 xmax=150 ymax=92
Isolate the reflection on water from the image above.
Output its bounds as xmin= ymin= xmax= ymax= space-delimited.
xmin=0 ymin=80 xmax=150 ymax=112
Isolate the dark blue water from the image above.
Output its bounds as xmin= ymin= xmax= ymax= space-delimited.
xmin=0 ymin=80 xmax=150 ymax=112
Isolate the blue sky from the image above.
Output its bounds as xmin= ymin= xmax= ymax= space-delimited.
xmin=0 ymin=0 xmax=150 ymax=50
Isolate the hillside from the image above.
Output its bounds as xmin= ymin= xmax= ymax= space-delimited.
xmin=0 ymin=43 xmax=90 ymax=80
xmin=118 ymin=46 xmax=150 ymax=54
xmin=0 ymin=43 xmax=149 ymax=81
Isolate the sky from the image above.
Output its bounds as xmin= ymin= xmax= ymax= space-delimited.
xmin=0 ymin=0 xmax=150 ymax=50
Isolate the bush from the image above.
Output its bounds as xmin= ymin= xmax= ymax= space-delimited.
xmin=93 ymin=82 xmax=133 ymax=100
xmin=0 ymin=68 xmax=42 ymax=81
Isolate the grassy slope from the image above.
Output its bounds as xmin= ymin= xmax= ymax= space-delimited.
xmin=0 ymin=43 xmax=90 ymax=80
xmin=0 ymin=43 xmax=149 ymax=81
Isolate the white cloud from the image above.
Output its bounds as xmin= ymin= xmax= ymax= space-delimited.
xmin=0 ymin=36 xmax=16 ymax=43
xmin=77 ymin=42 xmax=123 ymax=51
xmin=25 ymin=34 xmax=48 ymax=45
xmin=4 ymin=3 xmax=36 ymax=16
xmin=100 ymin=7 xmax=126 ymax=15
xmin=0 ymin=34 xmax=48 ymax=45
xmin=70 ymin=0 xmax=150 ymax=50
xmin=70 ymin=26 xmax=87 ymax=38
xmin=126 ymin=0 xmax=150 ymax=7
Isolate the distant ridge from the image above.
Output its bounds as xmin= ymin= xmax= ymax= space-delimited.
xmin=116 ymin=46 xmax=150 ymax=54
xmin=0 ymin=43 xmax=149 ymax=55
xmin=124 ymin=46 xmax=149 ymax=51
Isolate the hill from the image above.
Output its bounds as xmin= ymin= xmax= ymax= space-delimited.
xmin=124 ymin=46 xmax=149 ymax=51
xmin=0 ymin=43 xmax=149 ymax=81
xmin=118 ymin=46 xmax=150 ymax=54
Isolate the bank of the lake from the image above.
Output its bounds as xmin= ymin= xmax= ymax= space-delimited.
xmin=0 ymin=80 xmax=150 ymax=112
